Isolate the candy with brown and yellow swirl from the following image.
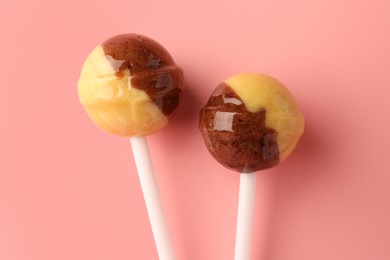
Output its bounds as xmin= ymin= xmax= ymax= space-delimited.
xmin=78 ymin=34 xmax=184 ymax=137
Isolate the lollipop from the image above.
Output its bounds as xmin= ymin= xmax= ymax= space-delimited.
xmin=199 ymin=73 xmax=304 ymax=259
xmin=78 ymin=34 xmax=184 ymax=260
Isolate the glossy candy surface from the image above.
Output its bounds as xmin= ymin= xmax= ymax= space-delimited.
xmin=199 ymin=74 xmax=304 ymax=173
xmin=78 ymin=34 xmax=184 ymax=137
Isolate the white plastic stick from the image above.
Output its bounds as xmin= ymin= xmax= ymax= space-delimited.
xmin=234 ymin=172 xmax=257 ymax=260
xmin=130 ymin=137 xmax=175 ymax=260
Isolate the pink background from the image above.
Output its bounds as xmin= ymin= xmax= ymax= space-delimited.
xmin=1 ymin=0 xmax=390 ymax=259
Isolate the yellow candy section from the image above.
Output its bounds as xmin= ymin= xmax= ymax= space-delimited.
xmin=77 ymin=45 xmax=167 ymax=137
xmin=225 ymin=74 xmax=304 ymax=162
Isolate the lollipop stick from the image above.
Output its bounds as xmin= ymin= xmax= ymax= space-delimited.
xmin=130 ymin=137 xmax=175 ymax=260
xmin=234 ymin=172 xmax=257 ymax=260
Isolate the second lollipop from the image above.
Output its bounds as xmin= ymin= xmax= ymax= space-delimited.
xmin=199 ymin=73 xmax=304 ymax=172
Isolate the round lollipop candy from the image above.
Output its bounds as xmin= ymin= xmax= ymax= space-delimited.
xmin=78 ymin=34 xmax=184 ymax=260
xmin=199 ymin=73 xmax=304 ymax=260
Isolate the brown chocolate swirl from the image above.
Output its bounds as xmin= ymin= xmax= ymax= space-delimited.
xmin=102 ymin=34 xmax=184 ymax=116
xmin=199 ymin=83 xmax=279 ymax=173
